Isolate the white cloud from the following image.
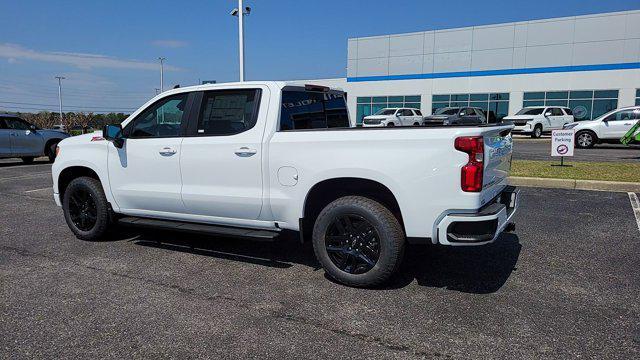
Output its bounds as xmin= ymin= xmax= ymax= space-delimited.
xmin=0 ymin=43 xmax=183 ymax=71
xmin=152 ymin=39 xmax=188 ymax=48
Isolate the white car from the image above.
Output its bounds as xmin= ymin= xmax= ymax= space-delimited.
xmin=52 ymin=81 xmax=518 ymax=287
xmin=362 ymin=108 xmax=423 ymax=127
xmin=564 ymin=106 xmax=640 ymax=148
xmin=504 ymin=106 xmax=574 ymax=138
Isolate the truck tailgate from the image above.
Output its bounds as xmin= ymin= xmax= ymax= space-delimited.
xmin=482 ymin=127 xmax=513 ymax=191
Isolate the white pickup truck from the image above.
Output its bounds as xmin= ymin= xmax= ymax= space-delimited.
xmin=52 ymin=81 xmax=519 ymax=287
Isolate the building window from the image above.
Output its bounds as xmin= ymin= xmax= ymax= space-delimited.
xmin=523 ymin=90 xmax=618 ymax=121
xmin=356 ymin=95 xmax=421 ymax=125
xmin=636 ymin=89 xmax=640 ymax=106
xmin=431 ymin=93 xmax=509 ymax=123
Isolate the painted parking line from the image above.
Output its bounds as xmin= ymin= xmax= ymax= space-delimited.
xmin=24 ymin=187 xmax=52 ymax=193
xmin=629 ymin=192 xmax=640 ymax=233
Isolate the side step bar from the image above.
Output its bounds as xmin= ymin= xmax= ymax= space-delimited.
xmin=117 ymin=217 xmax=280 ymax=241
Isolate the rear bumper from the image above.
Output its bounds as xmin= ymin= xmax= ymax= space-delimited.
xmin=435 ymin=186 xmax=519 ymax=246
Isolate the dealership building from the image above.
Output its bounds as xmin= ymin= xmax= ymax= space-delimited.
xmin=311 ymin=10 xmax=640 ymax=125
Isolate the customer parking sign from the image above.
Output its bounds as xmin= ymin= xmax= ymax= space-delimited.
xmin=551 ymin=129 xmax=575 ymax=157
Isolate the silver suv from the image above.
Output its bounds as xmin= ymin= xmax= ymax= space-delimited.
xmin=0 ymin=114 xmax=70 ymax=163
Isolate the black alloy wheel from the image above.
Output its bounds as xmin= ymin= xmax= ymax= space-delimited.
xmin=67 ymin=186 xmax=98 ymax=231
xmin=62 ymin=176 xmax=111 ymax=240
xmin=325 ymin=214 xmax=380 ymax=274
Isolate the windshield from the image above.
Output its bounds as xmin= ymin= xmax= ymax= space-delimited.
xmin=374 ymin=109 xmax=397 ymax=116
xmin=516 ymin=108 xmax=545 ymax=115
xmin=435 ymin=108 xmax=458 ymax=115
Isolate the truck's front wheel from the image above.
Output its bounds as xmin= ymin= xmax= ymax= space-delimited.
xmin=312 ymin=196 xmax=405 ymax=287
xmin=62 ymin=176 xmax=111 ymax=241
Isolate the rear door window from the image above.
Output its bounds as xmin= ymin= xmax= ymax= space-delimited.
xmin=195 ymin=89 xmax=261 ymax=136
xmin=280 ymin=89 xmax=349 ymax=130
xmin=414 ymin=109 xmax=422 ymax=116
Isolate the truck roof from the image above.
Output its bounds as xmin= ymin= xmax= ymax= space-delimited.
xmin=161 ymin=81 xmax=345 ymax=94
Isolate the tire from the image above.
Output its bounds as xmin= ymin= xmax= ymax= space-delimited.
xmin=386 ymin=122 xmax=395 ymax=127
xmin=531 ymin=125 xmax=543 ymax=138
xmin=62 ymin=176 xmax=111 ymax=241
xmin=21 ymin=157 xmax=34 ymax=164
xmin=576 ymin=130 xmax=596 ymax=149
xmin=312 ymin=196 xmax=405 ymax=287
xmin=46 ymin=140 xmax=59 ymax=163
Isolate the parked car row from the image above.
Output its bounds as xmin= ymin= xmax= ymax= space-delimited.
xmin=362 ymin=106 xmax=488 ymax=127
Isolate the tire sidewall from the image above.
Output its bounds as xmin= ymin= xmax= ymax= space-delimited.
xmin=312 ymin=197 xmax=404 ymax=287
xmin=62 ymin=177 xmax=110 ymax=240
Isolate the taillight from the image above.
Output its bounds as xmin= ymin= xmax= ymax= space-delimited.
xmin=455 ymin=136 xmax=484 ymax=192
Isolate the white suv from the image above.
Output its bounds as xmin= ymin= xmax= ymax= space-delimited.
xmin=362 ymin=108 xmax=423 ymax=127
xmin=564 ymin=106 xmax=640 ymax=148
xmin=504 ymin=106 xmax=574 ymax=138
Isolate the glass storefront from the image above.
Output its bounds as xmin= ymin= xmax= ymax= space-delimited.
xmin=636 ymin=89 xmax=640 ymax=106
xmin=356 ymin=96 xmax=421 ymax=125
xmin=523 ymin=90 xmax=618 ymax=121
xmin=432 ymin=93 xmax=509 ymax=123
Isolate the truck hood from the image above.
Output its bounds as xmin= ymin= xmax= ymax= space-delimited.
xmin=39 ymin=129 xmax=70 ymax=138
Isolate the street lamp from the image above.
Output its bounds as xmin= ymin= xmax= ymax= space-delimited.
xmin=158 ymin=57 xmax=166 ymax=92
xmin=55 ymin=76 xmax=65 ymax=123
xmin=230 ymin=0 xmax=251 ymax=82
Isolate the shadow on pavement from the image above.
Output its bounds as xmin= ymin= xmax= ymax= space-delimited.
xmin=127 ymin=228 xmax=521 ymax=293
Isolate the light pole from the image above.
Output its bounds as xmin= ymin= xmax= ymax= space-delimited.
xmin=55 ymin=76 xmax=65 ymax=123
xmin=158 ymin=57 xmax=166 ymax=92
xmin=231 ymin=1 xmax=251 ymax=82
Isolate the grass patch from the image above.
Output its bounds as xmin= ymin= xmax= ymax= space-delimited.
xmin=511 ymin=160 xmax=640 ymax=183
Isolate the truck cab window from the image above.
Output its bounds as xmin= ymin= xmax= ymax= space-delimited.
xmin=124 ymin=94 xmax=187 ymax=138
xmin=196 ymin=89 xmax=260 ymax=135
xmin=280 ymin=90 xmax=349 ymax=130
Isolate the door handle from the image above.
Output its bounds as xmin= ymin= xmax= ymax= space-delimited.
xmin=159 ymin=146 xmax=177 ymax=156
xmin=234 ymin=147 xmax=257 ymax=157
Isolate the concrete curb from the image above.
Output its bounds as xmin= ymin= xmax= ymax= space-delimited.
xmin=508 ymin=176 xmax=640 ymax=193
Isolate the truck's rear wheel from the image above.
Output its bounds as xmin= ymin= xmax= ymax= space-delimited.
xmin=62 ymin=176 xmax=111 ymax=241
xmin=312 ymin=196 xmax=405 ymax=287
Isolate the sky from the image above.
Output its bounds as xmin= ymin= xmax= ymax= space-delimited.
xmin=1 ymin=0 xmax=639 ymax=114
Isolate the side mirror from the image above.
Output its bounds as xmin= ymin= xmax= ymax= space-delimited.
xmin=29 ymin=124 xmax=37 ymax=132
xmin=102 ymin=124 xmax=124 ymax=148
xmin=544 ymin=112 xmax=552 ymax=117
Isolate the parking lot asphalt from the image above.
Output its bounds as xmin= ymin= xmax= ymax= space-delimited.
xmin=513 ymin=136 xmax=640 ymax=162
xmin=1 ymin=158 xmax=639 ymax=359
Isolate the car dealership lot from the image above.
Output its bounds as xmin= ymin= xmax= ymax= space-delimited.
xmin=1 ymin=159 xmax=639 ymax=359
